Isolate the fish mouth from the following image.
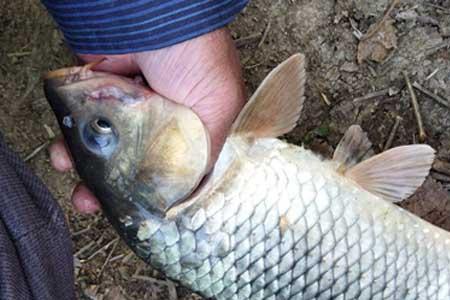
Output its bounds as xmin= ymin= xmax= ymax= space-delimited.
xmin=44 ymin=63 xmax=151 ymax=109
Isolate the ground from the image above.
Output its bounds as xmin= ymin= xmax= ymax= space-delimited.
xmin=1 ymin=0 xmax=450 ymax=299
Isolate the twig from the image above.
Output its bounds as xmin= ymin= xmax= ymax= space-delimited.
xmin=21 ymin=76 xmax=40 ymax=101
xmin=349 ymin=18 xmax=363 ymax=40
xmin=425 ymin=40 xmax=450 ymax=56
xmin=412 ymin=82 xmax=450 ymax=109
xmin=7 ymin=51 xmax=32 ymax=58
xmin=417 ymin=15 xmax=439 ymax=26
xmin=73 ymin=216 xmax=100 ymax=238
xmin=320 ymin=92 xmax=331 ymax=106
xmin=24 ymin=141 xmax=50 ymax=162
xmin=258 ymin=19 xmax=272 ymax=48
xmin=433 ymin=159 xmax=450 ymax=176
xmin=43 ymin=124 xmax=55 ymax=139
xmin=74 ymin=241 xmax=96 ymax=257
xmin=0 ymin=64 xmax=7 ymax=75
xmin=84 ymin=237 xmax=119 ymax=262
xmin=425 ymin=68 xmax=440 ymax=81
xmin=98 ymin=238 xmax=119 ymax=280
xmin=235 ymin=33 xmax=262 ymax=48
xmin=118 ymin=286 xmax=134 ymax=300
xmin=403 ymin=72 xmax=426 ymax=142
xmin=72 ymin=226 xmax=92 ymax=238
xmin=361 ymin=0 xmax=400 ymax=41
xmin=132 ymin=275 xmax=168 ymax=284
xmin=367 ymin=65 xmax=378 ymax=77
xmin=423 ymin=3 xmax=450 ymax=14
xmin=353 ymin=88 xmax=390 ymax=102
xmin=384 ymin=115 xmax=402 ymax=150
xmin=167 ymin=281 xmax=178 ymax=300
xmin=132 ymin=275 xmax=178 ymax=300
xmin=244 ymin=62 xmax=262 ymax=70
xmin=122 ymin=252 xmax=134 ymax=264
xmin=431 ymin=171 xmax=450 ymax=183
xmin=444 ymin=184 xmax=450 ymax=192
xmin=109 ymin=254 xmax=125 ymax=263
xmin=133 ymin=264 xmax=143 ymax=277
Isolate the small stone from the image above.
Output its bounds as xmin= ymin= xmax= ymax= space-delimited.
xmin=441 ymin=26 xmax=450 ymax=38
xmin=340 ymin=62 xmax=359 ymax=73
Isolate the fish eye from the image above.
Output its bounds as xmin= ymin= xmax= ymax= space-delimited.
xmin=90 ymin=118 xmax=112 ymax=135
xmin=82 ymin=117 xmax=118 ymax=156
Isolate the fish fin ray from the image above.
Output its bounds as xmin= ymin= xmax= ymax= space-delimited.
xmin=346 ymin=145 xmax=435 ymax=203
xmin=231 ymin=53 xmax=306 ymax=138
xmin=333 ymin=125 xmax=374 ymax=172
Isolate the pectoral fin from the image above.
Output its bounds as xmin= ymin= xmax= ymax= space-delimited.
xmin=231 ymin=53 xmax=306 ymax=138
xmin=345 ymin=145 xmax=435 ymax=203
xmin=333 ymin=125 xmax=374 ymax=173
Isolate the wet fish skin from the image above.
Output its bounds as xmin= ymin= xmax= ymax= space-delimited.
xmin=133 ymin=138 xmax=450 ymax=300
xmin=43 ymin=54 xmax=448 ymax=300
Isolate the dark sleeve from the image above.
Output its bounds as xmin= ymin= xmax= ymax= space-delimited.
xmin=41 ymin=0 xmax=248 ymax=54
xmin=0 ymin=135 xmax=75 ymax=300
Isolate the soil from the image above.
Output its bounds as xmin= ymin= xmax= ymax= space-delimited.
xmin=1 ymin=0 xmax=449 ymax=299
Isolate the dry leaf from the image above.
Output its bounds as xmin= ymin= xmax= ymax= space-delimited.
xmin=357 ymin=18 xmax=398 ymax=64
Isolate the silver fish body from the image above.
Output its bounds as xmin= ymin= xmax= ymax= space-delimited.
xmin=133 ymin=138 xmax=450 ymax=300
xmin=43 ymin=54 xmax=446 ymax=300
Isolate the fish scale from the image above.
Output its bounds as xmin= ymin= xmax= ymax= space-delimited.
xmin=133 ymin=138 xmax=450 ymax=300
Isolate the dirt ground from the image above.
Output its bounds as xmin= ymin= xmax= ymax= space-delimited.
xmin=1 ymin=0 xmax=450 ymax=299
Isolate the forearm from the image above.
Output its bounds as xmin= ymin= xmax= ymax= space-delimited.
xmin=41 ymin=0 xmax=248 ymax=54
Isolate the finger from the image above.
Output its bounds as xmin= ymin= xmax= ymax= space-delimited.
xmin=71 ymin=183 xmax=101 ymax=214
xmin=78 ymin=54 xmax=140 ymax=76
xmin=49 ymin=139 xmax=73 ymax=172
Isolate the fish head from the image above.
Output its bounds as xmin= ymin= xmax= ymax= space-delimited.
xmin=44 ymin=66 xmax=210 ymax=217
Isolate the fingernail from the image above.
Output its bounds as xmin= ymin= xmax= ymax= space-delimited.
xmin=49 ymin=141 xmax=73 ymax=172
xmin=50 ymin=149 xmax=72 ymax=171
xmin=75 ymin=197 xmax=100 ymax=214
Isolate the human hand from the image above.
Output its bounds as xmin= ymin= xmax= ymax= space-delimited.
xmin=49 ymin=28 xmax=246 ymax=214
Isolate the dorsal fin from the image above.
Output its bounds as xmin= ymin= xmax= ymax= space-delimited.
xmin=333 ymin=125 xmax=374 ymax=173
xmin=231 ymin=53 xmax=306 ymax=138
xmin=345 ymin=145 xmax=435 ymax=203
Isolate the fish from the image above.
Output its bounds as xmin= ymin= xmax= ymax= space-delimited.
xmin=43 ymin=54 xmax=450 ymax=300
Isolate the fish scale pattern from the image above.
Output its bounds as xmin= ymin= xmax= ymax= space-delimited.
xmin=137 ymin=143 xmax=450 ymax=300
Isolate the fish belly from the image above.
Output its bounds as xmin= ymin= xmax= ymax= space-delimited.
xmin=140 ymin=142 xmax=450 ymax=300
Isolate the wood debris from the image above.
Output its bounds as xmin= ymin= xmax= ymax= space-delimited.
xmin=357 ymin=0 xmax=400 ymax=64
xmin=403 ymin=71 xmax=426 ymax=142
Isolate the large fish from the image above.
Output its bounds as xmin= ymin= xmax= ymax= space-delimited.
xmin=44 ymin=54 xmax=449 ymax=300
